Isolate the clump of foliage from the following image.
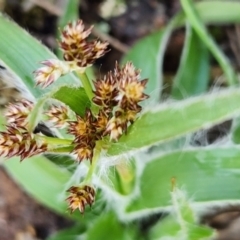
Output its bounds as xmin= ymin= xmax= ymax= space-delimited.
xmin=1 ymin=0 xmax=240 ymax=239
xmin=1 ymin=19 xmax=149 ymax=214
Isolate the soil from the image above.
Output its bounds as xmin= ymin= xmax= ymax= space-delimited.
xmin=0 ymin=167 xmax=73 ymax=240
xmin=1 ymin=0 xmax=240 ymax=239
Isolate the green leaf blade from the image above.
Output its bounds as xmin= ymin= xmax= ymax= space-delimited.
xmin=196 ymin=1 xmax=240 ymax=25
xmin=180 ymin=0 xmax=237 ymax=86
xmin=0 ymin=14 xmax=78 ymax=98
xmin=171 ymin=25 xmax=210 ymax=99
xmin=108 ymin=89 xmax=240 ymax=155
xmin=86 ymin=212 xmax=138 ymax=240
xmin=126 ymin=147 xmax=240 ymax=215
xmin=52 ymin=86 xmax=91 ymax=117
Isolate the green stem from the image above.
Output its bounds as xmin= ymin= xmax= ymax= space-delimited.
xmin=83 ymin=141 xmax=101 ymax=184
xmin=27 ymin=96 xmax=48 ymax=132
xmin=76 ymin=71 xmax=99 ymax=115
xmin=180 ymin=0 xmax=238 ymax=86
xmin=36 ymin=135 xmax=72 ymax=145
xmin=47 ymin=146 xmax=74 ymax=153
xmin=77 ymin=71 xmax=94 ymax=101
xmin=171 ymin=188 xmax=188 ymax=235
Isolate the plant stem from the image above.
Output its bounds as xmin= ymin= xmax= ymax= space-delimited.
xmin=83 ymin=141 xmax=101 ymax=184
xmin=47 ymin=146 xmax=74 ymax=153
xmin=76 ymin=71 xmax=99 ymax=115
xmin=27 ymin=96 xmax=48 ymax=132
xmin=77 ymin=71 xmax=94 ymax=100
xmin=180 ymin=0 xmax=238 ymax=86
xmin=36 ymin=135 xmax=72 ymax=145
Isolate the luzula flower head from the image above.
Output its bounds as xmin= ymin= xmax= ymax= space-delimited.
xmin=1 ymin=101 xmax=48 ymax=161
xmin=72 ymin=141 xmax=95 ymax=163
xmin=1 ymin=19 xmax=149 ymax=215
xmin=66 ymin=185 xmax=95 ymax=214
xmin=34 ymin=20 xmax=108 ymax=88
xmin=0 ymin=125 xmax=47 ymax=161
xmin=45 ymin=105 xmax=71 ymax=128
xmin=59 ymin=20 xmax=109 ymax=70
xmin=68 ymin=110 xmax=97 ymax=162
xmin=5 ymin=99 xmax=34 ymax=127
xmin=116 ymin=62 xmax=149 ymax=109
xmin=93 ymin=62 xmax=149 ymax=110
xmin=92 ymin=72 xmax=118 ymax=109
xmin=68 ymin=109 xmax=96 ymax=142
xmin=93 ymin=62 xmax=149 ymax=140
xmin=34 ymin=59 xmax=70 ymax=88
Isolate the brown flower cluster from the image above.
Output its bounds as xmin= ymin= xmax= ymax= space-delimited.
xmin=5 ymin=99 xmax=34 ymax=127
xmin=0 ymin=125 xmax=47 ymax=161
xmin=34 ymin=20 xmax=108 ymax=88
xmin=66 ymin=62 xmax=148 ymax=162
xmin=1 ymin=19 xmax=149 ymax=214
xmin=93 ymin=62 xmax=149 ymax=140
xmin=66 ymin=185 xmax=95 ymax=214
xmin=45 ymin=104 xmax=71 ymax=128
xmin=59 ymin=20 xmax=109 ymax=70
xmin=0 ymin=100 xmax=48 ymax=160
xmin=68 ymin=109 xmax=97 ymax=162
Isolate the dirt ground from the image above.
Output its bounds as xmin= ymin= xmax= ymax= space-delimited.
xmin=0 ymin=167 xmax=73 ymax=240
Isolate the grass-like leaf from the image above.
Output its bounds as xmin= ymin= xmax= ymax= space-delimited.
xmin=56 ymin=0 xmax=79 ymax=58
xmin=108 ymin=88 xmax=240 ymax=155
xmin=123 ymin=1 xmax=240 ymax=101
xmin=180 ymin=0 xmax=238 ymax=86
xmin=122 ymin=15 xmax=180 ymax=102
xmin=126 ymin=146 xmax=240 ymax=216
xmin=190 ymin=1 xmax=240 ymax=25
xmin=0 ymin=14 xmax=78 ymax=98
xmin=58 ymin=0 xmax=79 ymax=33
xmin=149 ymin=187 xmax=215 ymax=239
xmin=86 ymin=212 xmax=138 ymax=240
xmin=52 ymin=86 xmax=91 ymax=117
xmin=171 ymin=24 xmax=210 ymax=99
xmin=47 ymin=223 xmax=86 ymax=240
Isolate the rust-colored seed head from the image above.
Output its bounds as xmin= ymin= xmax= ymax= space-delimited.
xmin=59 ymin=20 xmax=109 ymax=69
xmin=66 ymin=185 xmax=95 ymax=214
xmin=115 ymin=62 xmax=149 ymax=107
xmin=91 ymin=62 xmax=149 ymax=141
xmin=68 ymin=110 xmax=99 ymax=163
xmin=5 ymin=99 xmax=34 ymax=127
xmin=72 ymin=141 xmax=95 ymax=163
xmin=121 ymin=62 xmax=141 ymax=80
xmin=93 ymin=72 xmax=118 ymax=108
xmin=68 ymin=109 xmax=96 ymax=141
xmin=45 ymin=105 xmax=70 ymax=128
xmin=60 ymin=20 xmax=92 ymax=46
xmin=104 ymin=115 xmax=128 ymax=141
xmin=118 ymin=78 xmax=149 ymax=104
xmin=0 ymin=125 xmax=47 ymax=161
xmin=34 ymin=59 xmax=70 ymax=88
xmin=93 ymin=110 xmax=109 ymax=137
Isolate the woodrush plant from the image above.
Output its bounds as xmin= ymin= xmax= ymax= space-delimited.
xmin=1 ymin=20 xmax=149 ymax=214
xmin=1 ymin=0 xmax=240 ymax=239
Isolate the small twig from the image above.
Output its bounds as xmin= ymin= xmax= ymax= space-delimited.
xmin=27 ymin=0 xmax=130 ymax=53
